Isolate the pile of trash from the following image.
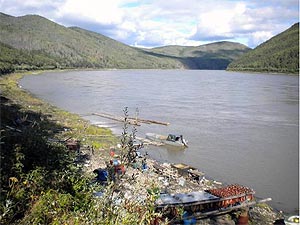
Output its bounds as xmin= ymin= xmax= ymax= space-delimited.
xmin=77 ymin=144 xmax=281 ymax=225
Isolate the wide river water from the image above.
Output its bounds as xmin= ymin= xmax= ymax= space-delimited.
xmin=20 ymin=70 xmax=299 ymax=214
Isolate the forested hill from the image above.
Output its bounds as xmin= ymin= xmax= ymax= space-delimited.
xmin=0 ymin=12 xmax=250 ymax=74
xmin=0 ymin=13 xmax=182 ymax=73
xmin=146 ymin=41 xmax=250 ymax=70
xmin=227 ymin=23 xmax=299 ymax=74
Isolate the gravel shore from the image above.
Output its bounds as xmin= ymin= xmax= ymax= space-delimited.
xmin=79 ymin=144 xmax=280 ymax=224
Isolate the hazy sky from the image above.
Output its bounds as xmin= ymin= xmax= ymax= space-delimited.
xmin=0 ymin=0 xmax=299 ymax=48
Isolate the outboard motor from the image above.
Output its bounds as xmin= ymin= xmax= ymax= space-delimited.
xmin=180 ymin=135 xmax=188 ymax=147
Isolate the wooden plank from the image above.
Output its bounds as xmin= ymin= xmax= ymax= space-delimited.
xmin=128 ymin=117 xmax=170 ymax=126
xmin=92 ymin=113 xmax=140 ymax=126
xmin=92 ymin=112 xmax=169 ymax=126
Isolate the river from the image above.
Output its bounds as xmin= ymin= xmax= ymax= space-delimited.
xmin=20 ymin=69 xmax=299 ymax=214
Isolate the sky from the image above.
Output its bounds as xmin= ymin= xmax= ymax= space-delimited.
xmin=0 ymin=0 xmax=299 ymax=48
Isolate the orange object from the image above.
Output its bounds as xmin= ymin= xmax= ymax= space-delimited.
xmin=110 ymin=150 xmax=115 ymax=157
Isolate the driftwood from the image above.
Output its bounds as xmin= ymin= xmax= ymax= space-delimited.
xmin=128 ymin=117 xmax=169 ymax=126
xmin=92 ymin=112 xmax=169 ymax=126
xmin=92 ymin=112 xmax=140 ymax=126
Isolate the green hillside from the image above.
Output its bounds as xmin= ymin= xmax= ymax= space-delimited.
xmin=0 ymin=12 xmax=250 ymax=74
xmin=147 ymin=41 xmax=250 ymax=69
xmin=0 ymin=42 xmax=66 ymax=74
xmin=227 ymin=23 xmax=299 ymax=74
xmin=0 ymin=13 xmax=182 ymax=72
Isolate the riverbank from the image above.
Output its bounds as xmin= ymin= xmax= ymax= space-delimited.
xmin=1 ymin=71 xmax=283 ymax=224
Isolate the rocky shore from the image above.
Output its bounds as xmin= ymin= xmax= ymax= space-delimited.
xmin=78 ymin=142 xmax=281 ymax=225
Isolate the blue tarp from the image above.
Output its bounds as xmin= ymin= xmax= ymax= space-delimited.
xmin=94 ymin=169 xmax=108 ymax=181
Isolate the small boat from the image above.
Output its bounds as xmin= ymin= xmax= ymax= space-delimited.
xmin=145 ymin=133 xmax=188 ymax=147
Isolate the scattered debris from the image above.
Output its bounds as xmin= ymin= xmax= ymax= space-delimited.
xmin=69 ymin=140 xmax=280 ymax=224
xmin=65 ymin=138 xmax=81 ymax=152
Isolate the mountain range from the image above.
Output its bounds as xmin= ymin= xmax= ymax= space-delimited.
xmin=0 ymin=12 xmax=250 ymax=74
xmin=0 ymin=12 xmax=298 ymax=75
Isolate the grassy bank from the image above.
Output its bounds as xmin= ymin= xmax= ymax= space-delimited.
xmin=0 ymin=72 xmax=121 ymax=224
xmin=0 ymin=71 xmax=116 ymax=148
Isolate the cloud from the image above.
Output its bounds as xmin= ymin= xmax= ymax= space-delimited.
xmin=0 ymin=0 xmax=63 ymax=18
xmin=0 ymin=0 xmax=298 ymax=48
xmin=57 ymin=0 xmax=124 ymax=25
xmin=114 ymin=0 xmax=207 ymax=46
xmin=248 ymin=31 xmax=274 ymax=47
xmin=190 ymin=0 xmax=299 ymax=47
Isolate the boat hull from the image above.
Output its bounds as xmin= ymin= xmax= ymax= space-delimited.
xmin=145 ymin=133 xmax=187 ymax=147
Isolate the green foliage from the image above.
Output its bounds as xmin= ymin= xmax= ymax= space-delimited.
xmin=118 ymin=107 xmax=140 ymax=167
xmin=0 ymin=98 xmax=88 ymax=224
xmin=0 ymin=12 xmax=251 ymax=74
xmin=0 ymin=42 xmax=60 ymax=75
xmin=0 ymin=73 xmax=107 ymax=224
xmin=227 ymin=23 xmax=299 ymax=74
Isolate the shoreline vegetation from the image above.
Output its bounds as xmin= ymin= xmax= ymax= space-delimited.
xmin=0 ymin=71 xmax=284 ymax=224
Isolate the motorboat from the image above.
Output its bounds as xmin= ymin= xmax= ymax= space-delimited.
xmin=145 ymin=133 xmax=188 ymax=147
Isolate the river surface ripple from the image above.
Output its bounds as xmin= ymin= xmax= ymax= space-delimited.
xmin=20 ymin=70 xmax=299 ymax=214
